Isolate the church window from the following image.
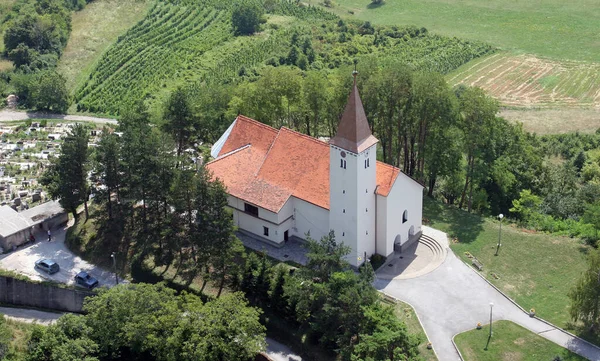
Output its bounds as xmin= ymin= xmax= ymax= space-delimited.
xmin=366 ymin=208 xmax=368 ymax=212
xmin=263 ymin=226 xmax=269 ymax=236
xmin=342 ymin=232 xmax=345 ymax=236
xmin=244 ymin=203 xmax=259 ymax=217
xmin=343 ymin=190 xmax=345 ymax=194
xmin=366 ymin=231 xmax=368 ymax=235
xmin=343 ymin=209 xmax=345 ymax=213
xmin=403 ymin=210 xmax=408 ymax=223
xmin=367 ymin=158 xmax=370 ymax=167
xmin=340 ymin=159 xmax=347 ymax=169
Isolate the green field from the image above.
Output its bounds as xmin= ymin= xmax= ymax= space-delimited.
xmin=57 ymin=0 xmax=151 ymax=94
xmin=423 ymin=198 xmax=588 ymax=331
xmin=455 ymin=320 xmax=585 ymax=361
xmin=314 ymin=0 xmax=600 ymax=62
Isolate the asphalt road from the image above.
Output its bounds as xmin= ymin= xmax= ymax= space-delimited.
xmin=375 ymin=247 xmax=600 ymax=361
xmin=0 ymin=109 xmax=116 ymax=124
xmin=0 ymin=225 xmax=117 ymax=288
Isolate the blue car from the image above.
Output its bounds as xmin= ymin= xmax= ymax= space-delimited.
xmin=74 ymin=271 xmax=99 ymax=289
xmin=35 ymin=259 xmax=59 ymax=274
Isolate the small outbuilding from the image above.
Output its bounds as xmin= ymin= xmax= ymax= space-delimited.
xmin=0 ymin=200 xmax=67 ymax=252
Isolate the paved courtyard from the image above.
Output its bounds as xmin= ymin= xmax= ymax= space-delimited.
xmin=0 ymin=224 xmax=117 ymax=288
xmin=375 ymin=226 xmax=600 ymax=361
xmin=237 ymin=231 xmax=308 ymax=265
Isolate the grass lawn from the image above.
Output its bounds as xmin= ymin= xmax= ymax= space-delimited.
xmin=454 ymin=320 xmax=586 ymax=361
xmin=387 ymin=298 xmax=437 ymax=361
xmin=311 ymin=0 xmax=600 ymax=62
xmin=57 ymin=0 xmax=151 ymax=94
xmin=423 ymin=198 xmax=589 ymax=332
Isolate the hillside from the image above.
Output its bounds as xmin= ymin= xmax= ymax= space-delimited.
xmin=72 ymin=0 xmax=493 ymax=115
xmin=57 ymin=0 xmax=152 ymax=93
xmin=312 ymin=0 xmax=600 ymax=63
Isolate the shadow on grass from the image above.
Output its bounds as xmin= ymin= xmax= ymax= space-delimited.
xmin=366 ymin=1 xmax=385 ymax=9
xmin=424 ymin=197 xmax=485 ymax=244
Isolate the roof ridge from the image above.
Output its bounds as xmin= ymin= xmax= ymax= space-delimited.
xmin=255 ymin=129 xmax=283 ymax=177
xmin=376 ymin=161 xmax=399 ymax=171
xmin=237 ymin=115 xmax=278 ymax=134
xmin=280 ymin=127 xmax=328 ymax=148
xmin=206 ymin=144 xmax=251 ymax=165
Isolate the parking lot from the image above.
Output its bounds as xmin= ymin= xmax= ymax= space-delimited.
xmin=0 ymin=225 xmax=117 ymax=288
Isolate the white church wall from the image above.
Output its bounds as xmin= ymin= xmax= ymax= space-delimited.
xmin=292 ymin=197 xmax=328 ymax=242
xmin=384 ymin=173 xmax=424 ymax=252
xmin=375 ymin=194 xmax=390 ymax=256
xmin=228 ymin=195 xmax=288 ymax=244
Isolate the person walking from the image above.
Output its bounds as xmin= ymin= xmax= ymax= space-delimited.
xmin=47 ymin=229 xmax=51 ymax=242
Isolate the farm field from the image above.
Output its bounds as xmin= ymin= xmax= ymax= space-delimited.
xmin=57 ymin=0 xmax=151 ymax=94
xmin=309 ymin=0 xmax=600 ymax=62
xmin=448 ymin=52 xmax=600 ymax=109
xmin=500 ymin=108 xmax=600 ymax=135
xmin=74 ymin=0 xmax=492 ymax=115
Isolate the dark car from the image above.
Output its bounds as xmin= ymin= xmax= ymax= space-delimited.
xmin=35 ymin=259 xmax=59 ymax=274
xmin=74 ymin=271 xmax=99 ymax=289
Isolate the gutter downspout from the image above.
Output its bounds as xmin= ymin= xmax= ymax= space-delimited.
xmin=374 ymin=185 xmax=380 ymax=256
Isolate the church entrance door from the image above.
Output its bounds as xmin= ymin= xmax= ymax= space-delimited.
xmin=284 ymin=230 xmax=289 ymax=242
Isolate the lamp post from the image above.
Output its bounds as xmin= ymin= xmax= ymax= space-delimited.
xmin=489 ymin=302 xmax=494 ymax=338
xmin=495 ymin=214 xmax=504 ymax=256
xmin=111 ymin=252 xmax=118 ymax=285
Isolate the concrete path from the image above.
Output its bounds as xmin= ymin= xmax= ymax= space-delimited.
xmin=265 ymin=338 xmax=303 ymax=361
xmin=375 ymin=226 xmax=600 ymax=361
xmin=0 ymin=306 xmax=63 ymax=325
xmin=0 ymin=109 xmax=116 ymax=124
xmin=0 ymin=224 xmax=118 ymax=288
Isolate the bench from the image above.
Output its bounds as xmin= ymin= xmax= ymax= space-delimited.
xmin=472 ymin=258 xmax=483 ymax=271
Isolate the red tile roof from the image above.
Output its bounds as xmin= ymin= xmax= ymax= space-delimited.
xmin=207 ymin=115 xmax=403 ymax=213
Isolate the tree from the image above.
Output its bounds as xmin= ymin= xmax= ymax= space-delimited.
xmin=456 ymin=86 xmax=499 ymax=212
xmin=162 ymin=87 xmax=197 ymax=159
xmin=351 ymin=303 xmax=420 ymax=361
xmin=172 ymin=293 xmax=266 ymax=361
xmin=32 ymin=71 xmax=70 ymax=113
xmin=583 ymin=202 xmax=600 ymax=241
xmin=231 ymin=2 xmax=263 ymax=35
xmin=41 ymin=123 xmax=90 ymax=219
xmin=94 ymin=129 xmax=121 ymax=219
xmin=510 ymin=189 xmax=542 ymax=224
xmin=569 ymin=249 xmax=600 ymax=330
xmin=26 ymin=314 xmax=99 ymax=361
xmin=82 ymin=283 xmax=265 ymax=361
xmin=303 ymin=230 xmax=351 ymax=282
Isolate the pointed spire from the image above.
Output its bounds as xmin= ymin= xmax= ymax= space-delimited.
xmin=330 ymin=71 xmax=378 ymax=154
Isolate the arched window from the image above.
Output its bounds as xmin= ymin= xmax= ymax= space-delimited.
xmin=402 ymin=210 xmax=408 ymax=223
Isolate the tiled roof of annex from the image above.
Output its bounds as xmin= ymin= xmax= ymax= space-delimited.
xmin=206 ymin=115 xmax=403 ymax=213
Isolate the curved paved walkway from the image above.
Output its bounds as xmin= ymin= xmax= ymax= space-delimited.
xmin=0 ymin=109 xmax=116 ymax=124
xmin=375 ymin=226 xmax=600 ymax=361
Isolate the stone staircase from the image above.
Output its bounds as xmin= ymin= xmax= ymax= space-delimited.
xmin=377 ymin=233 xmax=448 ymax=280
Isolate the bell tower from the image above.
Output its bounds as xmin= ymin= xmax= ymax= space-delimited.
xmin=329 ymin=71 xmax=378 ymax=267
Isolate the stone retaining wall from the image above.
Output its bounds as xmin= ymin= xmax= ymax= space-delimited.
xmin=0 ymin=275 xmax=93 ymax=313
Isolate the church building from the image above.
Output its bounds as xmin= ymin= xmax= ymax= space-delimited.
xmin=207 ymin=77 xmax=423 ymax=267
